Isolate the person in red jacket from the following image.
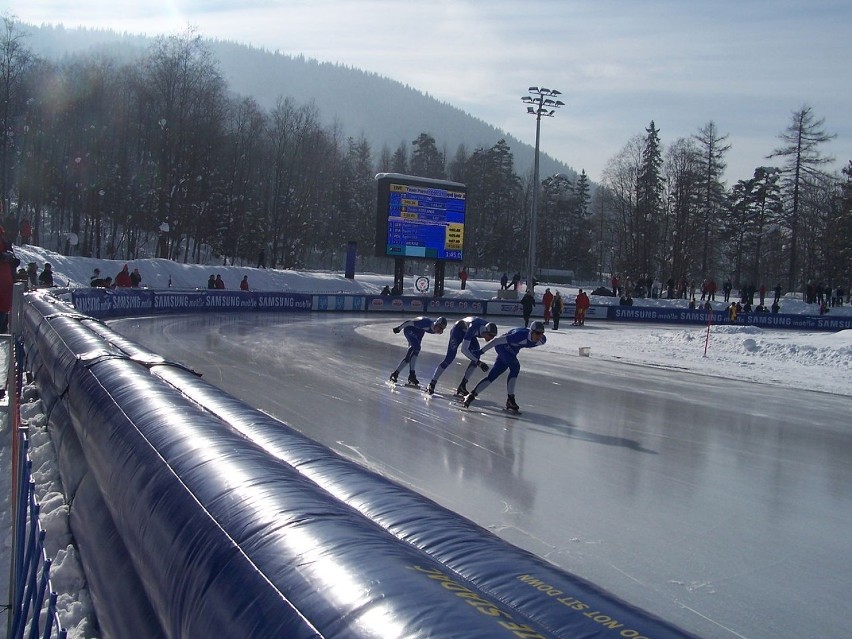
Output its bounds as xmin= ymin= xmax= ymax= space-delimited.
xmin=114 ymin=264 xmax=132 ymax=287
xmin=458 ymin=266 xmax=468 ymax=290
xmin=573 ymin=289 xmax=590 ymax=326
xmin=0 ymin=227 xmax=17 ymax=332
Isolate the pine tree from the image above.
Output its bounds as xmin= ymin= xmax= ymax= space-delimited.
xmin=768 ymin=106 xmax=836 ymax=291
xmin=693 ymin=121 xmax=730 ymax=278
xmin=634 ymin=121 xmax=664 ymax=279
xmin=410 ymin=133 xmax=445 ymax=179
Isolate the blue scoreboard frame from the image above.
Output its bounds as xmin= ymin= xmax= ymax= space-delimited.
xmin=374 ymin=173 xmax=466 ymax=262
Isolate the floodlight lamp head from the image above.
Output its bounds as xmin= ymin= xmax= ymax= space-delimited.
xmin=528 ymin=86 xmax=539 ymax=92
xmin=551 ymin=89 xmax=562 ymax=96
xmin=527 ymin=106 xmax=535 ymax=114
xmin=555 ymin=100 xmax=565 ymax=107
xmin=540 ymin=87 xmax=550 ymax=94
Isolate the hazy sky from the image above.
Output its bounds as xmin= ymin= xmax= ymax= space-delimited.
xmin=6 ymin=0 xmax=851 ymax=183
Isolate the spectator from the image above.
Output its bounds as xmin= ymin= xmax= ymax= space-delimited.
xmin=130 ymin=268 xmax=142 ymax=287
xmin=257 ymin=249 xmax=266 ymax=269
xmin=90 ymin=268 xmax=101 ymax=286
xmin=552 ymin=291 xmax=564 ymax=330
xmin=91 ymin=275 xmax=112 ymax=288
xmin=207 ymin=274 xmax=216 ymax=289
xmin=707 ymin=278 xmax=717 ymax=301
xmin=19 ymin=218 xmax=32 ymax=244
xmin=542 ymin=288 xmax=554 ymax=325
xmin=0 ymin=227 xmax=16 ymax=331
xmin=520 ymin=290 xmax=535 ymax=327
xmin=458 ymin=266 xmax=468 ymax=290
xmin=26 ymin=262 xmax=38 ymax=289
xmin=723 ymin=279 xmax=732 ymax=302
xmin=574 ymin=289 xmax=590 ymax=325
xmin=500 ymin=272 xmax=508 ymax=290
xmin=38 ymin=263 xmax=55 ymax=287
xmin=380 ymin=285 xmax=391 ymax=296
xmin=240 ymin=275 xmax=249 ymax=291
xmin=114 ymin=264 xmax=132 ymax=287
xmin=215 ymin=274 xmax=225 ymax=289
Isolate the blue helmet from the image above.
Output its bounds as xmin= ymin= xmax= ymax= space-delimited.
xmin=529 ymin=320 xmax=545 ymax=333
xmin=434 ymin=317 xmax=448 ymax=330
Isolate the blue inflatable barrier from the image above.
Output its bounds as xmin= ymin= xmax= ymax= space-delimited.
xmin=18 ymin=291 xmax=698 ymax=638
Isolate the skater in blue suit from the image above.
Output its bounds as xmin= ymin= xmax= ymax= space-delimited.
xmin=389 ymin=316 xmax=447 ymax=386
xmin=463 ymin=320 xmax=546 ymax=412
xmin=426 ymin=317 xmax=498 ymax=396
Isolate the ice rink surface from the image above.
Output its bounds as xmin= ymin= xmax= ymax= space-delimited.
xmin=111 ymin=312 xmax=852 ymax=639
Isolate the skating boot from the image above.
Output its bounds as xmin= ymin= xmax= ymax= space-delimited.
xmin=506 ymin=395 xmax=520 ymax=412
xmin=426 ymin=380 xmax=436 ymax=395
xmin=389 ymin=371 xmax=398 ymax=383
xmin=407 ymin=373 xmax=420 ymax=387
xmin=463 ymin=392 xmax=477 ymax=408
xmin=455 ymin=380 xmax=468 ymax=397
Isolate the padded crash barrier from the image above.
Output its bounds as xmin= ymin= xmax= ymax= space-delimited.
xmin=20 ymin=291 xmax=698 ymax=639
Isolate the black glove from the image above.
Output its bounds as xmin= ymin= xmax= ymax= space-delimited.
xmin=393 ymin=327 xmax=401 ymax=334
xmin=478 ymin=361 xmax=490 ymax=372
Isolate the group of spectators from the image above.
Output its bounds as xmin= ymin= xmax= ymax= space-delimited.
xmin=15 ymin=261 xmax=55 ymax=289
xmin=207 ymin=274 xmax=251 ymax=290
xmin=805 ymin=282 xmax=847 ymax=307
xmin=89 ymin=264 xmax=143 ymax=288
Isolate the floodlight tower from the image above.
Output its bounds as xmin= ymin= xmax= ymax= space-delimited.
xmin=521 ymin=87 xmax=563 ymax=291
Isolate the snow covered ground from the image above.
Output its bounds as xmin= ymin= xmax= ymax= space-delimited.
xmin=1 ymin=245 xmax=851 ymax=638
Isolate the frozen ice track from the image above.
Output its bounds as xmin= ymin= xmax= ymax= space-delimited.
xmin=19 ymin=293 xmax=698 ymax=638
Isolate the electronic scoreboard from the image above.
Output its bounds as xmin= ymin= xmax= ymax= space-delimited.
xmin=374 ymin=173 xmax=466 ymax=262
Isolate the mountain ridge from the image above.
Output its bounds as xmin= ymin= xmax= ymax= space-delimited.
xmin=23 ymin=23 xmax=579 ymax=181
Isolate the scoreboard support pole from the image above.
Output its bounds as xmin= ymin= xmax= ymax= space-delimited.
xmin=434 ymin=261 xmax=445 ymax=298
xmin=393 ymin=258 xmax=405 ymax=294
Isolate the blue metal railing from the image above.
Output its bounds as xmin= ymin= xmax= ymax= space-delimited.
xmin=5 ymin=331 xmax=67 ymax=639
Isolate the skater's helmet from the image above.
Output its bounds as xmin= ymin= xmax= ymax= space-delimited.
xmin=433 ymin=316 xmax=448 ymax=331
xmin=482 ymin=322 xmax=498 ymax=341
xmin=529 ymin=320 xmax=545 ymax=333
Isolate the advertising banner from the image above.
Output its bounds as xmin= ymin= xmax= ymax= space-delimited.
xmin=426 ymin=298 xmax=485 ymax=315
xmin=366 ymin=296 xmax=428 ymax=313
xmin=72 ymin=289 xmax=313 ymax=318
xmin=72 ymin=289 xmax=155 ymax=319
xmin=314 ymin=294 xmax=365 ymax=312
xmin=252 ymin=292 xmax=312 ymax=312
xmin=609 ymin=306 xmax=726 ymax=324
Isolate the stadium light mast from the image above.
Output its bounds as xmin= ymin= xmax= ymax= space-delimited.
xmin=521 ymin=86 xmax=563 ymax=292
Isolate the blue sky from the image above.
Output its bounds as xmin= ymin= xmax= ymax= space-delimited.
xmin=5 ymin=0 xmax=851 ymax=183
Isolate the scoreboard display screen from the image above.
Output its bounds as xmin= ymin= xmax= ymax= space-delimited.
xmin=374 ymin=173 xmax=466 ymax=262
